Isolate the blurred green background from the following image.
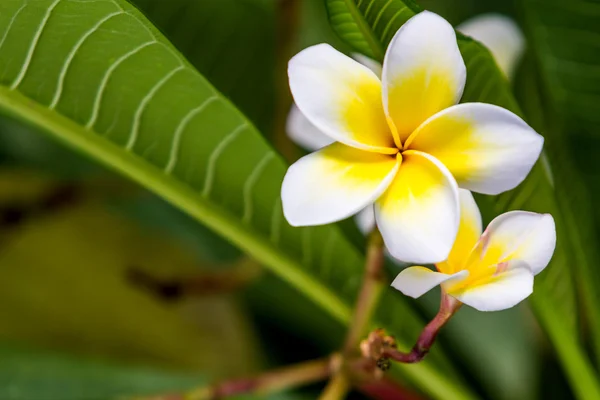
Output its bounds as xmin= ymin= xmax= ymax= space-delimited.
xmin=0 ymin=0 xmax=597 ymax=399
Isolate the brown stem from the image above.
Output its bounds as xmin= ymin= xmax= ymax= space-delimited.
xmin=273 ymin=0 xmax=302 ymax=162
xmin=146 ymin=356 xmax=339 ymax=400
xmin=319 ymin=230 xmax=386 ymax=399
xmin=343 ymin=229 xmax=386 ymax=353
xmin=383 ymin=294 xmax=461 ymax=364
xmin=141 ymin=356 xmax=421 ymax=400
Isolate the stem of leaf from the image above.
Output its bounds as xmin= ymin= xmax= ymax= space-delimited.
xmin=344 ymin=229 xmax=386 ymax=353
xmin=318 ymin=372 xmax=351 ymax=400
xmin=320 ymin=229 xmax=386 ymax=399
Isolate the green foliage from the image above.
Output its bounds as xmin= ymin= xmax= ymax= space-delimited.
xmin=0 ymin=344 xmax=203 ymax=400
xmin=520 ymin=0 xmax=600 ymax=390
xmin=130 ymin=0 xmax=276 ymax=134
xmin=0 ymin=343 xmax=307 ymax=400
xmin=0 ymin=0 xmax=599 ymax=398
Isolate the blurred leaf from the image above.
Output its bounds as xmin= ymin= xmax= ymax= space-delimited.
xmin=323 ymin=0 xmax=599 ymax=398
xmin=0 ymin=343 xmax=311 ymax=400
xmin=520 ymin=0 xmax=600 ymax=365
xmin=130 ymin=0 xmax=276 ymax=134
xmin=0 ymin=173 xmax=261 ymax=376
xmin=297 ymin=0 xmax=350 ymax=52
xmin=442 ymin=304 xmax=539 ymax=400
xmin=0 ymin=1 xmax=470 ymax=398
xmin=0 ymin=343 xmax=204 ymax=400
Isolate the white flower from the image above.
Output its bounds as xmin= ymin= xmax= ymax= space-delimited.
xmin=457 ymin=14 xmax=525 ymax=80
xmin=286 ymin=14 xmax=526 ymax=236
xmin=281 ymin=11 xmax=543 ymax=263
xmin=392 ymin=189 xmax=556 ymax=311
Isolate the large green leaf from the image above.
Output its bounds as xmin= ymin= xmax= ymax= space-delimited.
xmin=520 ymin=0 xmax=600 ymax=364
xmin=324 ymin=0 xmax=600 ymax=398
xmin=0 ymin=1 xmax=472 ymax=398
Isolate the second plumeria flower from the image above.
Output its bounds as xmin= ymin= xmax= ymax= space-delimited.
xmin=281 ymin=11 xmax=543 ymax=263
xmin=392 ymin=189 xmax=556 ymax=311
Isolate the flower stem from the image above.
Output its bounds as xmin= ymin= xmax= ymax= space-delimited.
xmin=383 ymin=294 xmax=461 ymax=364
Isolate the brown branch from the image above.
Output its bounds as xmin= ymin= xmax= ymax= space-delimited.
xmin=320 ymin=230 xmax=386 ymax=399
xmin=273 ymin=0 xmax=302 ymax=162
xmin=343 ymin=229 xmax=386 ymax=353
xmin=362 ymin=294 xmax=462 ymax=365
xmin=141 ymin=355 xmax=344 ymax=400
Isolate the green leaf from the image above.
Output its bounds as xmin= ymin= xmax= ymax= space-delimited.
xmin=0 ymin=1 xmax=471 ymax=398
xmin=324 ymin=0 xmax=600 ymax=398
xmin=0 ymin=343 xmax=203 ymax=400
xmin=520 ymin=0 xmax=600 ymax=388
xmin=0 ymin=177 xmax=261 ymax=375
xmin=130 ymin=0 xmax=276 ymax=134
xmin=0 ymin=343 xmax=310 ymax=400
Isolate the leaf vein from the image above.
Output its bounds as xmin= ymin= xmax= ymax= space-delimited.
xmin=164 ymin=95 xmax=219 ymax=174
xmin=242 ymin=152 xmax=276 ymax=225
xmin=126 ymin=65 xmax=185 ymax=150
xmin=202 ymin=122 xmax=248 ymax=197
xmin=10 ymin=0 xmax=62 ymax=90
xmin=85 ymin=40 xmax=156 ymax=130
xmin=49 ymin=10 xmax=124 ymax=109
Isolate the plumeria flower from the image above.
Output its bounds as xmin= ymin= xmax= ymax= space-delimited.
xmin=392 ymin=190 xmax=556 ymax=311
xmin=281 ymin=11 xmax=543 ymax=263
xmin=286 ymin=14 xmax=526 ymax=236
xmin=457 ymin=14 xmax=525 ymax=80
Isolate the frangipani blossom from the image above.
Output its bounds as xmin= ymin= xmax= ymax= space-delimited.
xmin=457 ymin=14 xmax=525 ymax=80
xmin=286 ymin=14 xmax=526 ymax=236
xmin=392 ymin=190 xmax=556 ymax=311
xmin=281 ymin=11 xmax=543 ymax=263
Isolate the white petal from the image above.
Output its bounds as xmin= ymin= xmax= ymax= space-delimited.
xmin=479 ymin=211 xmax=556 ymax=275
xmin=351 ymin=53 xmax=383 ymax=77
xmin=375 ymin=150 xmax=460 ymax=264
xmin=392 ymin=266 xmax=468 ymax=299
xmin=288 ymin=44 xmax=395 ymax=153
xmin=382 ymin=11 xmax=466 ymax=144
xmin=457 ymin=14 xmax=525 ymax=79
xmin=354 ymin=206 xmax=376 ymax=235
xmin=281 ymin=143 xmax=400 ymax=226
xmin=405 ymin=103 xmax=544 ymax=195
xmin=286 ymin=105 xmax=334 ymax=151
xmin=449 ymin=260 xmax=534 ymax=312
